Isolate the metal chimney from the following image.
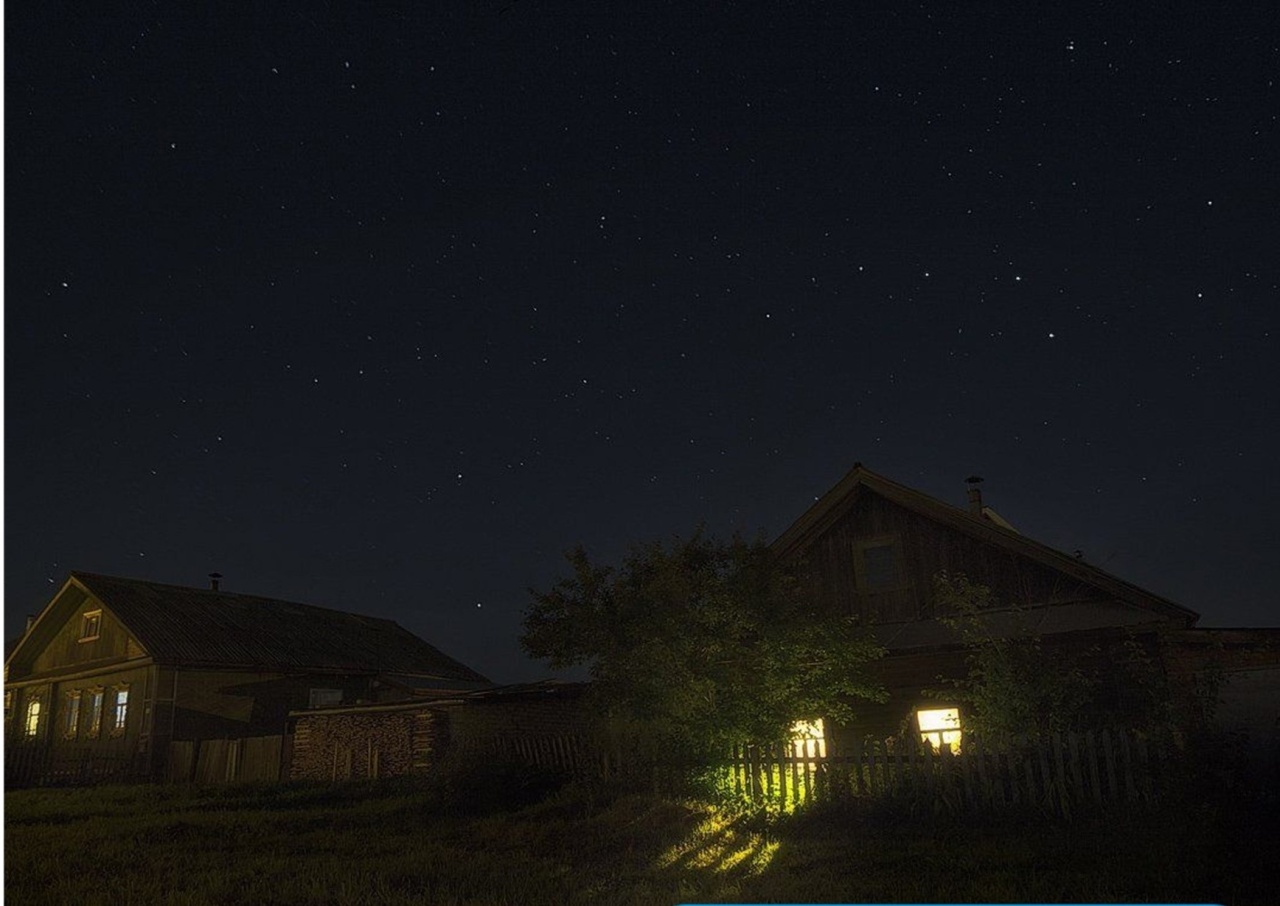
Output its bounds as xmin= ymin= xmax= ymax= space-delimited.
xmin=208 ymin=572 xmax=223 ymax=592
xmin=964 ymin=475 xmax=984 ymax=515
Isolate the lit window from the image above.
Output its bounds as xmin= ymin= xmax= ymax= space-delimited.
xmin=789 ymin=718 xmax=826 ymax=758
xmin=112 ymin=688 xmax=129 ymax=734
xmin=64 ymin=690 xmax=82 ymax=738
xmin=87 ymin=689 xmax=105 ymax=737
xmin=917 ymin=707 xmax=962 ymax=753
xmin=25 ymin=699 xmax=42 ymax=737
xmin=4 ymin=689 xmax=13 ymax=719
xmin=80 ymin=611 xmax=102 ymax=641
xmin=309 ymin=688 xmax=343 ymax=709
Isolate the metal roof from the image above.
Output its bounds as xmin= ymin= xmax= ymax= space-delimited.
xmin=66 ymin=572 xmax=490 ymax=682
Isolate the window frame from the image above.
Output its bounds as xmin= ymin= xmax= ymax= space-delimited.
xmin=24 ymin=697 xmax=42 ymax=738
xmin=916 ymin=706 xmax=963 ymax=753
xmin=110 ymin=686 xmax=130 ymax=736
xmin=852 ymin=535 xmax=917 ymax=622
xmin=87 ymin=687 xmax=105 ymax=737
xmin=308 ymin=688 xmax=343 ymax=709
xmin=64 ymin=689 xmax=82 ymax=738
xmin=79 ymin=610 xmax=103 ymax=642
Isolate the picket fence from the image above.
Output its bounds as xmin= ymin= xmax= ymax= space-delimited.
xmin=459 ymin=727 xmax=1169 ymax=817
xmin=4 ymin=744 xmax=148 ymax=788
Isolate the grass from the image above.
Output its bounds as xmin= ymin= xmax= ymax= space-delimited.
xmin=6 ymin=773 xmax=1277 ymax=905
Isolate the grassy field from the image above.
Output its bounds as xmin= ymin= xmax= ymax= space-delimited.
xmin=5 ymin=773 xmax=1277 ymax=905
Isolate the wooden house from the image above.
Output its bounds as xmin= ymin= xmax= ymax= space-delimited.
xmin=771 ymin=463 xmax=1278 ymax=753
xmin=3 ymin=572 xmax=490 ymax=784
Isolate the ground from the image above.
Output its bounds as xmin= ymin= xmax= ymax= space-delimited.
xmin=4 ymin=778 xmax=1276 ymax=905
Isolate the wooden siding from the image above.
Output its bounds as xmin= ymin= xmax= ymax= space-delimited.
xmin=6 ymin=664 xmax=154 ymax=780
xmin=170 ymin=670 xmax=381 ymax=740
xmin=799 ymin=489 xmax=1116 ymax=625
xmin=30 ymin=595 xmax=144 ymax=673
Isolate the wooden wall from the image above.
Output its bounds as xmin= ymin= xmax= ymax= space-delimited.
xmin=799 ymin=490 xmax=1113 ymax=624
xmin=30 ymin=594 xmax=145 ymax=674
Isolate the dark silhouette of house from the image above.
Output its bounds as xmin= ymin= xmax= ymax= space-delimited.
xmin=771 ymin=463 xmax=1280 ymax=752
xmin=4 ymin=572 xmax=489 ymax=783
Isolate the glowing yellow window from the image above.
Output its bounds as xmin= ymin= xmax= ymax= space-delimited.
xmin=24 ymin=699 xmax=42 ymax=737
xmin=790 ymin=719 xmax=826 ymax=758
xmin=917 ymin=707 xmax=962 ymax=753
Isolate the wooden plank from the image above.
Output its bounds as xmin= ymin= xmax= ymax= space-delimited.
xmin=1085 ymin=730 xmax=1103 ymax=805
xmin=1119 ymin=730 xmax=1137 ymax=801
xmin=1036 ymin=738 xmax=1054 ymax=812
xmin=1101 ymin=729 xmax=1118 ymax=802
xmin=1135 ymin=734 xmax=1154 ymax=802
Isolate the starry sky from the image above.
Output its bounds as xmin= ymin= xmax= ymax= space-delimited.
xmin=6 ymin=1 xmax=1278 ymax=682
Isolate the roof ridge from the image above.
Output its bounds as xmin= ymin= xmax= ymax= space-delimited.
xmin=70 ymin=571 xmax=400 ymax=624
xmin=770 ymin=462 xmax=1198 ymax=625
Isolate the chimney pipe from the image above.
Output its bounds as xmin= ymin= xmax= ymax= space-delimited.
xmin=208 ymin=572 xmax=223 ymax=592
xmin=25 ymin=614 xmax=36 ymax=634
xmin=964 ymin=475 xmax=984 ymax=516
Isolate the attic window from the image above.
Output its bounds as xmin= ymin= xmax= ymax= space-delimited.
xmin=861 ymin=544 xmax=898 ymax=589
xmin=79 ymin=610 xmax=102 ymax=642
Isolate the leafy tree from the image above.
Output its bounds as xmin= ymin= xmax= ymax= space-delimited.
xmin=522 ymin=529 xmax=885 ymax=760
xmin=931 ymin=573 xmax=1177 ymax=739
xmin=930 ymin=573 xmax=1095 ymax=738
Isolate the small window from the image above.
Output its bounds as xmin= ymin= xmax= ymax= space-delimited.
xmin=64 ymin=690 xmax=82 ymax=738
xmin=111 ymin=687 xmax=130 ymax=735
xmin=917 ymin=707 xmax=962 ymax=753
xmin=862 ymin=544 xmax=898 ymax=589
xmin=87 ymin=689 xmax=105 ymax=737
xmin=4 ymin=689 xmax=13 ymax=720
xmin=309 ymin=688 xmax=343 ymax=709
xmin=25 ymin=699 xmax=42 ymax=738
xmin=80 ymin=611 xmax=102 ymax=641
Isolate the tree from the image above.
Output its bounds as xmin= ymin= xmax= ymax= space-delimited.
xmin=931 ymin=573 xmax=1172 ymax=739
xmin=522 ymin=529 xmax=885 ymax=760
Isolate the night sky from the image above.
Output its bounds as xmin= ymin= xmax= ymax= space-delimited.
xmin=7 ymin=2 xmax=1278 ymax=682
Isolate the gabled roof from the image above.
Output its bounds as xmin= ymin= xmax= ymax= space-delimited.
xmin=9 ymin=572 xmax=490 ymax=682
xmin=771 ymin=463 xmax=1199 ymax=626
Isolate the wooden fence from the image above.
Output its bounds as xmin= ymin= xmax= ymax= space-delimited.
xmin=726 ymin=729 xmax=1167 ymax=816
xmin=167 ymin=735 xmax=284 ymax=784
xmin=4 ymin=744 xmax=149 ymax=788
xmin=455 ymin=728 xmax=1170 ymax=817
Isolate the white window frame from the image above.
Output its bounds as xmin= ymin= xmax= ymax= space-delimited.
xmin=79 ymin=610 xmax=103 ymax=642
xmin=87 ymin=688 xmax=105 ymax=737
xmin=64 ymin=690 xmax=82 ymax=738
xmin=111 ymin=686 xmax=130 ymax=735
xmin=24 ymin=698 xmax=42 ymax=738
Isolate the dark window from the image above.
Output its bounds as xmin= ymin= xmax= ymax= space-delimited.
xmin=309 ymin=688 xmax=343 ymax=709
xmin=80 ymin=611 xmax=102 ymax=641
xmin=862 ymin=544 xmax=898 ymax=589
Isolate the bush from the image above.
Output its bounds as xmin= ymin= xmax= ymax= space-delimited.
xmin=430 ymin=753 xmax=572 ymax=816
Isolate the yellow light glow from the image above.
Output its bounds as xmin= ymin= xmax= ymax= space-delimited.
xmin=789 ymin=718 xmax=826 ymax=758
xmin=916 ymin=707 xmax=962 ymax=753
